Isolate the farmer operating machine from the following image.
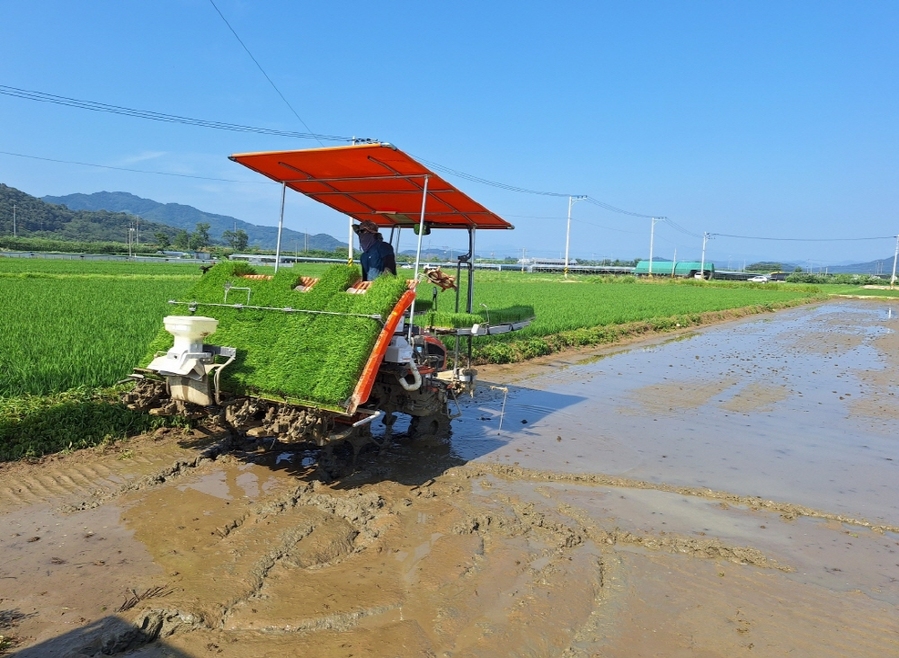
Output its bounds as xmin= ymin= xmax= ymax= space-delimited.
xmin=126 ymin=143 xmax=532 ymax=475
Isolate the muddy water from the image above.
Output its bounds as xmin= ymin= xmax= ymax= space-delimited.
xmin=454 ymin=300 xmax=899 ymax=524
xmin=2 ymin=299 xmax=898 ymax=657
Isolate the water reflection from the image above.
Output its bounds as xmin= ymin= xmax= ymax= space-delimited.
xmin=451 ymin=301 xmax=899 ymax=525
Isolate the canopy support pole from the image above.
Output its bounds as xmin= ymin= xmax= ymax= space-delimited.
xmin=408 ymin=175 xmax=430 ymax=341
xmin=275 ymin=182 xmax=286 ymax=274
xmin=466 ymin=227 xmax=476 ymax=313
xmin=466 ymin=226 xmax=476 ymax=368
xmin=348 ymin=214 xmax=354 ymax=265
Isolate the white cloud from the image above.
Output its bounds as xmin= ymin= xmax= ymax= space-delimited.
xmin=114 ymin=151 xmax=168 ymax=165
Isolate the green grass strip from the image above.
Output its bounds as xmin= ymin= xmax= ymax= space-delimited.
xmin=471 ymin=296 xmax=823 ymax=363
xmin=0 ymin=388 xmax=178 ymax=462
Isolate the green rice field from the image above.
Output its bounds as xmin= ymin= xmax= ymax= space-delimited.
xmin=0 ymin=256 xmax=836 ymax=460
xmin=0 ymin=260 xmax=198 ymax=397
xmin=0 ymin=257 xmax=830 ymax=398
xmin=428 ymin=269 xmax=827 ymax=361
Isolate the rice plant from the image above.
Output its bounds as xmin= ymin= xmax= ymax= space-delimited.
xmin=0 ymin=270 xmax=197 ymax=396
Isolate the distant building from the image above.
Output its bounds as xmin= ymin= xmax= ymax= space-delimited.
xmin=633 ymin=260 xmax=714 ymax=278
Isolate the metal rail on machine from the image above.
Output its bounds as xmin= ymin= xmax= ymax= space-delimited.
xmin=166 ymin=300 xmax=384 ymax=325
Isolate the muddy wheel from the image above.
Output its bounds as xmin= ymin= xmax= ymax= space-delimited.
xmin=317 ymin=441 xmax=355 ymax=481
xmin=121 ymin=378 xmax=168 ymax=411
xmin=408 ymin=413 xmax=452 ymax=441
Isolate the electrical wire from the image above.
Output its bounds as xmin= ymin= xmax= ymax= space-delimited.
xmin=0 ymin=85 xmax=349 ymax=142
xmin=664 ymin=217 xmax=702 ymax=239
xmin=207 ymin=0 xmax=324 ymax=147
xmin=485 ymin=212 xmax=644 ymax=237
xmin=503 ymin=213 xmax=570 ymax=220
xmin=1 ymin=81 xmax=669 ymax=220
xmin=415 ymin=154 xmax=665 ymax=219
xmin=413 ymin=155 xmax=574 ymax=197
xmin=712 ymin=232 xmax=895 ymax=241
xmin=0 ymin=149 xmax=272 ymax=184
xmin=7 ymin=81 xmax=887 ymax=246
xmin=584 ymin=196 xmax=659 ymax=219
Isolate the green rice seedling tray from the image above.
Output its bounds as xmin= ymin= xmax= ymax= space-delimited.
xmin=146 ymin=262 xmax=410 ymax=409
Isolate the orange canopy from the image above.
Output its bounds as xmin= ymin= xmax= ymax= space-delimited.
xmin=229 ymin=143 xmax=513 ymax=230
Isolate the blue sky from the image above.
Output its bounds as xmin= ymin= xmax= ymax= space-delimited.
xmin=1 ymin=1 xmax=897 ymax=267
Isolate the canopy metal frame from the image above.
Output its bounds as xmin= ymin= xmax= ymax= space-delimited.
xmin=230 ymin=143 xmax=513 ymax=368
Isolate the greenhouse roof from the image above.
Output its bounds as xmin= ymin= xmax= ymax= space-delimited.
xmin=229 ymin=143 xmax=514 ymax=231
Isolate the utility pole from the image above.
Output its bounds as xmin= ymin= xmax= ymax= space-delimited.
xmin=891 ymin=234 xmax=899 ymax=287
xmin=700 ymin=232 xmax=710 ymax=280
xmin=648 ymin=217 xmax=661 ymax=275
xmin=12 ymin=204 xmax=16 ymax=237
xmin=565 ymin=195 xmax=587 ymax=278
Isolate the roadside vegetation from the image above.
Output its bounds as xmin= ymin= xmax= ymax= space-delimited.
xmin=784 ymin=272 xmax=887 ymax=285
xmin=0 ymin=256 xmax=885 ymax=461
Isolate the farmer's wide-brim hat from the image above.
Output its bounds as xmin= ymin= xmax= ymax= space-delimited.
xmin=353 ymin=220 xmax=379 ymax=234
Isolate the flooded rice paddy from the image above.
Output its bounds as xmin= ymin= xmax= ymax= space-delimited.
xmin=1 ymin=299 xmax=897 ymax=656
xmin=454 ymin=300 xmax=899 ymax=524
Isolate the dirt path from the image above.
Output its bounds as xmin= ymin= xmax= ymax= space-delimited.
xmin=3 ymin=302 xmax=899 ymax=657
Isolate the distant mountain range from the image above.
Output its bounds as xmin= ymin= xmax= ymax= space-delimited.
xmin=3 ymin=185 xmax=896 ymax=271
xmin=819 ymin=258 xmax=897 ymax=275
xmin=1 ymin=183 xmax=179 ymax=243
xmin=41 ymin=191 xmax=346 ymax=252
xmin=735 ymin=259 xmax=895 ymax=275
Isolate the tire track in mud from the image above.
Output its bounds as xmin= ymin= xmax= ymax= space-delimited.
xmin=451 ymin=484 xmax=788 ymax=572
xmin=105 ymin=467 xmax=395 ymax=636
xmin=0 ymin=433 xmax=232 ymax=513
xmin=158 ymin=470 xmax=610 ymax=647
xmin=590 ymin=549 xmax=899 ymax=658
xmin=212 ymin=483 xmax=391 ymax=628
xmin=458 ymin=462 xmax=899 ymax=535
xmin=557 ymin=502 xmax=790 ymax=571
xmin=434 ymin=484 xmax=616 ymax=656
xmin=6 ymin=429 xmax=890 ymax=656
xmin=60 ymin=436 xmax=232 ymax=512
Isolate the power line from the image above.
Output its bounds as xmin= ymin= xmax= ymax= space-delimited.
xmin=0 ymin=85 xmax=349 ymax=142
xmin=713 ymin=232 xmax=895 ymax=241
xmin=414 ymin=155 xmax=574 ymax=197
xmin=0 ymin=149 xmax=272 ymax=184
xmin=1 ymin=82 xmax=666 ymax=219
xmin=504 ymin=213 xmax=570 ymax=220
xmin=663 ymin=217 xmax=702 ymax=239
xmin=207 ymin=0 xmax=324 ymax=147
xmin=415 ymin=154 xmax=663 ymax=218
xmin=9 ymin=138 xmax=889 ymax=247
xmin=584 ymin=196 xmax=659 ymax=219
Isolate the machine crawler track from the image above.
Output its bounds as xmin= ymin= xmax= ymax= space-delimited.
xmin=122 ymin=378 xmax=450 ymax=480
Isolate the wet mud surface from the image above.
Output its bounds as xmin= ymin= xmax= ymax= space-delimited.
xmin=2 ymin=299 xmax=899 ymax=656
